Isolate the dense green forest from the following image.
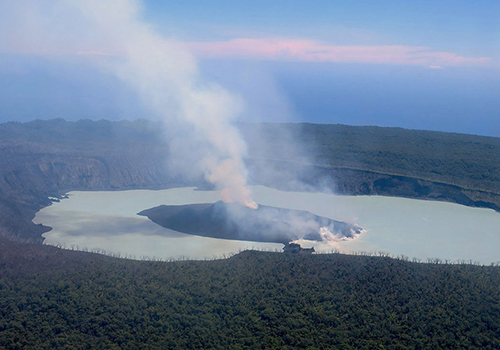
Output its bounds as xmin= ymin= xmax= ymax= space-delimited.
xmin=1 ymin=237 xmax=500 ymax=349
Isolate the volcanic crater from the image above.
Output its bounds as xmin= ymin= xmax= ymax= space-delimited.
xmin=138 ymin=201 xmax=363 ymax=244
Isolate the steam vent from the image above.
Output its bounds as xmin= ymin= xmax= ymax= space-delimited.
xmin=138 ymin=201 xmax=363 ymax=244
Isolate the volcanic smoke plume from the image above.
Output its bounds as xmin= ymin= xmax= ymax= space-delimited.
xmin=73 ymin=0 xmax=257 ymax=208
xmin=1 ymin=0 xmax=257 ymax=208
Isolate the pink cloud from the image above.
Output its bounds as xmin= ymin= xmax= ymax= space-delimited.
xmin=184 ymin=38 xmax=491 ymax=67
xmin=76 ymin=50 xmax=113 ymax=56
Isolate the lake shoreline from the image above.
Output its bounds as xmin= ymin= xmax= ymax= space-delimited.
xmin=35 ymin=186 xmax=500 ymax=264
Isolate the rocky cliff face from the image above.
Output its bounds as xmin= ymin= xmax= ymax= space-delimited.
xmin=0 ymin=120 xmax=176 ymax=242
xmin=247 ymin=160 xmax=500 ymax=212
xmin=0 ymin=151 xmax=178 ymax=242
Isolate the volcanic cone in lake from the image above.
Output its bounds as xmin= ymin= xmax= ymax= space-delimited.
xmin=138 ymin=201 xmax=363 ymax=244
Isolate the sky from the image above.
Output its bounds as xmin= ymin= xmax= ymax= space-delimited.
xmin=0 ymin=0 xmax=499 ymax=136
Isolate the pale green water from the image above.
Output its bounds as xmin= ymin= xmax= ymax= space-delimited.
xmin=35 ymin=186 xmax=500 ymax=263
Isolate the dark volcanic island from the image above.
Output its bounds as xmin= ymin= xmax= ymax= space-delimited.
xmin=138 ymin=201 xmax=363 ymax=244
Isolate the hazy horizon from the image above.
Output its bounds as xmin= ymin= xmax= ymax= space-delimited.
xmin=0 ymin=0 xmax=499 ymax=137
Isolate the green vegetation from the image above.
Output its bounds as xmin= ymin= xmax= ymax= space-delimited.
xmin=0 ymin=118 xmax=165 ymax=154
xmin=242 ymin=123 xmax=500 ymax=194
xmin=1 ymin=238 xmax=500 ymax=349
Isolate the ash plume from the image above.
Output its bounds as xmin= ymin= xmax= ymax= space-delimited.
xmin=72 ymin=0 xmax=257 ymax=208
xmin=0 ymin=0 xmax=256 ymax=208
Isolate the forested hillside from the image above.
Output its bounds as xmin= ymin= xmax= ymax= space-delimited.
xmin=242 ymin=123 xmax=500 ymax=193
xmin=1 ymin=237 xmax=499 ymax=349
xmin=305 ymin=123 xmax=500 ymax=192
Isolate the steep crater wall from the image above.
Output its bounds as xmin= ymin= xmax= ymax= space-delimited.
xmin=0 ymin=147 xmax=174 ymax=242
